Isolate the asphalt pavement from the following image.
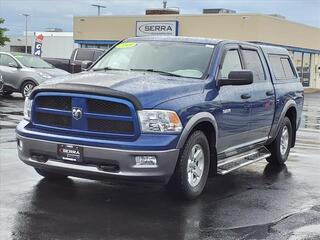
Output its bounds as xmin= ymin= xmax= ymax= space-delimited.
xmin=0 ymin=92 xmax=320 ymax=240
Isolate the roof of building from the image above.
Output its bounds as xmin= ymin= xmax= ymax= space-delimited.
xmin=127 ymin=36 xmax=221 ymax=45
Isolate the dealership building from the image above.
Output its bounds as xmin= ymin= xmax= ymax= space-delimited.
xmin=73 ymin=9 xmax=320 ymax=88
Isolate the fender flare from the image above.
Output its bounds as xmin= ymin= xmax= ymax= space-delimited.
xmin=269 ymin=99 xmax=297 ymax=142
xmin=176 ymin=112 xmax=218 ymax=149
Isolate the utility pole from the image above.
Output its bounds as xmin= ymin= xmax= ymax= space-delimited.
xmin=21 ymin=14 xmax=30 ymax=53
xmin=91 ymin=4 xmax=106 ymax=16
xmin=163 ymin=0 xmax=167 ymax=8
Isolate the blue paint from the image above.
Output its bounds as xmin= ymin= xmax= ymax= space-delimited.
xmin=18 ymin=37 xmax=304 ymax=154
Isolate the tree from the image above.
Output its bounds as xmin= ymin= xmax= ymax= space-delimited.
xmin=0 ymin=18 xmax=10 ymax=47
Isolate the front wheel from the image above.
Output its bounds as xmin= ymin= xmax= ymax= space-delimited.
xmin=266 ymin=117 xmax=293 ymax=165
xmin=166 ymin=130 xmax=210 ymax=200
xmin=21 ymin=81 xmax=36 ymax=98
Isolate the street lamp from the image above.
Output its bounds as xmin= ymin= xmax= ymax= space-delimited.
xmin=21 ymin=14 xmax=30 ymax=53
xmin=91 ymin=4 xmax=106 ymax=16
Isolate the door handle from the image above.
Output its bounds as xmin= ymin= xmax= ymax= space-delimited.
xmin=266 ymin=90 xmax=274 ymax=96
xmin=241 ymin=93 xmax=251 ymax=99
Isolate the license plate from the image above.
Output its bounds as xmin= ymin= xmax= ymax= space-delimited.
xmin=57 ymin=144 xmax=83 ymax=162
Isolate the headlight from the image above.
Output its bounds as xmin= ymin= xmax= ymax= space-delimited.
xmin=24 ymin=98 xmax=33 ymax=121
xmin=37 ymin=72 xmax=52 ymax=79
xmin=138 ymin=110 xmax=182 ymax=133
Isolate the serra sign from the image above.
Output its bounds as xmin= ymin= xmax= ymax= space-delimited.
xmin=136 ymin=21 xmax=178 ymax=37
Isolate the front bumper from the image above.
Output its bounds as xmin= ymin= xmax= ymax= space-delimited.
xmin=16 ymin=133 xmax=180 ymax=184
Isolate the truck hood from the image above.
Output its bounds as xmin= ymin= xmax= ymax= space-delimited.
xmin=41 ymin=71 xmax=205 ymax=108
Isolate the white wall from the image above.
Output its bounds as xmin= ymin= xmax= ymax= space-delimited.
xmin=40 ymin=36 xmax=78 ymax=58
xmin=0 ymin=33 xmax=78 ymax=58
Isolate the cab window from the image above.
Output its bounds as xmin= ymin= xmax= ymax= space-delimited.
xmin=219 ymin=49 xmax=242 ymax=79
xmin=241 ymin=49 xmax=266 ymax=82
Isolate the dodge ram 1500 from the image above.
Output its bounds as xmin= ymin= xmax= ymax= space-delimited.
xmin=16 ymin=36 xmax=304 ymax=199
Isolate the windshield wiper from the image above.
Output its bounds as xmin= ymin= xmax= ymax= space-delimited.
xmin=130 ymin=68 xmax=182 ymax=77
xmin=93 ymin=67 xmax=128 ymax=72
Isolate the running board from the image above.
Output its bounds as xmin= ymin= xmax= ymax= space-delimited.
xmin=217 ymin=146 xmax=271 ymax=175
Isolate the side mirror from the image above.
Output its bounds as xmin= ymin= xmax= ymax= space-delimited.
xmin=81 ymin=61 xmax=93 ymax=71
xmin=218 ymin=70 xmax=253 ymax=86
xmin=8 ymin=62 xmax=19 ymax=68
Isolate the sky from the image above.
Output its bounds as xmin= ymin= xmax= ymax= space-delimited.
xmin=1 ymin=0 xmax=320 ymax=35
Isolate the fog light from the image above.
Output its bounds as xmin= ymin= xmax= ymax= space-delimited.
xmin=134 ymin=156 xmax=158 ymax=168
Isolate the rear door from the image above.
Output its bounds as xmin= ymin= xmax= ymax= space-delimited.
xmin=240 ymin=45 xmax=275 ymax=143
xmin=217 ymin=44 xmax=253 ymax=153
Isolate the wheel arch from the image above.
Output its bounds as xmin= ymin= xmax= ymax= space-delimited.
xmin=285 ymin=106 xmax=297 ymax=147
xmin=177 ymin=112 xmax=218 ymax=176
xmin=20 ymin=79 xmax=38 ymax=92
xmin=271 ymin=100 xmax=298 ymax=148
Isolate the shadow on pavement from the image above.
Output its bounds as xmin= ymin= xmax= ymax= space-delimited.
xmin=11 ymin=163 xmax=292 ymax=240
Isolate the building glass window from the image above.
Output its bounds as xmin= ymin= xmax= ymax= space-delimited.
xmin=293 ymin=52 xmax=303 ymax=82
xmin=10 ymin=45 xmax=32 ymax=54
xmin=80 ymin=43 xmax=115 ymax=49
xmin=302 ymin=53 xmax=311 ymax=87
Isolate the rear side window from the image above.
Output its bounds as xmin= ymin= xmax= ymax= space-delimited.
xmin=269 ymin=54 xmax=296 ymax=80
xmin=75 ymin=49 xmax=94 ymax=61
xmin=281 ymin=57 xmax=296 ymax=79
xmin=241 ymin=49 xmax=265 ymax=82
xmin=219 ymin=49 xmax=242 ymax=79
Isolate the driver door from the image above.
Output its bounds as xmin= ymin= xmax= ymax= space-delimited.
xmin=217 ymin=45 xmax=253 ymax=153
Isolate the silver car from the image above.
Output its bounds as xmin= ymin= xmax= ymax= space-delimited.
xmin=0 ymin=52 xmax=69 ymax=97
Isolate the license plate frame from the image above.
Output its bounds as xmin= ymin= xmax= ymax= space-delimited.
xmin=57 ymin=144 xmax=83 ymax=162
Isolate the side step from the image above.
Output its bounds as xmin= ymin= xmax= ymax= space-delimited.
xmin=217 ymin=146 xmax=271 ymax=175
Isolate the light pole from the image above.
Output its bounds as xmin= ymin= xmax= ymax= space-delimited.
xmin=91 ymin=4 xmax=106 ymax=16
xmin=21 ymin=14 xmax=30 ymax=53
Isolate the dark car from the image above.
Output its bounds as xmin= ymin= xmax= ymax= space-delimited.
xmin=44 ymin=48 xmax=106 ymax=73
xmin=17 ymin=37 xmax=303 ymax=199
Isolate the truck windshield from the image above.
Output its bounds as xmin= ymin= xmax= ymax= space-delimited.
xmin=92 ymin=41 xmax=215 ymax=79
xmin=14 ymin=55 xmax=53 ymax=69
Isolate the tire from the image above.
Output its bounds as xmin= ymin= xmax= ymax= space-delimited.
xmin=21 ymin=81 xmax=36 ymax=98
xmin=35 ymin=168 xmax=68 ymax=180
xmin=266 ymin=117 xmax=293 ymax=165
xmin=166 ymin=130 xmax=210 ymax=200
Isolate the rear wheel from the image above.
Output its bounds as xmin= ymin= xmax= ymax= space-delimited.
xmin=35 ymin=168 xmax=68 ymax=180
xmin=21 ymin=81 xmax=36 ymax=98
xmin=166 ymin=130 xmax=210 ymax=200
xmin=266 ymin=117 xmax=292 ymax=165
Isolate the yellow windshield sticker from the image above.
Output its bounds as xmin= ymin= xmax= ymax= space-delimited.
xmin=116 ymin=42 xmax=137 ymax=49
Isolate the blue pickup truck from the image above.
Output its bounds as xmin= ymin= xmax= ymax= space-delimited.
xmin=16 ymin=36 xmax=304 ymax=199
